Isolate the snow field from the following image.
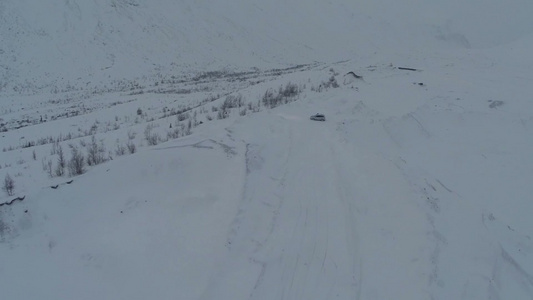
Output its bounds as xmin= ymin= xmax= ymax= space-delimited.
xmin=1 ymin=0 xmax=533 ymax=297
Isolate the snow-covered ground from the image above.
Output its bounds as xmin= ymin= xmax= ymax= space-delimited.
xmin=1 ymin=1 xmax=533 ymax=299
xmin=3 ymin=0 xmax=533 ymax=94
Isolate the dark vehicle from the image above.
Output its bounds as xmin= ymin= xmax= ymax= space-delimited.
xmin=310 ymin=113 xmax=326 ymax=121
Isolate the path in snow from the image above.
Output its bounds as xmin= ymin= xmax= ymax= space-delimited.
xmin=201 ymin=108 xmax=431 ymax=299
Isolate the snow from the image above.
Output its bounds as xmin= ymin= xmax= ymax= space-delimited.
xmin=3 ymin=0 xmax=533 ymax=94
xmin=1 ymin=0 xmax=533 ymax=299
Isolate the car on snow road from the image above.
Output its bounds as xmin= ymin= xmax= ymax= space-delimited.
xmin=310 ymin=113 xmax=326 ymax=121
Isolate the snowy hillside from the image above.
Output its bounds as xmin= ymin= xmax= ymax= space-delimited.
xmin=2 ymin=0 xmax=533 ymax=94
xmin=1 ymin=0 xmax=533 ymax=299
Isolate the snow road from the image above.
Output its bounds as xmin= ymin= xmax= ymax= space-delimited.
xmin=201 ymin=106 xmax=431 ymax=299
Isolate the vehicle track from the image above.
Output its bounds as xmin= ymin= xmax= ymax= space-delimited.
xmin=202 ymin=115 xmax=363 ymax=299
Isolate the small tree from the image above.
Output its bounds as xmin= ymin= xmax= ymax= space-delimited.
xmin=3 ymin=173 xmax=15 ymax=196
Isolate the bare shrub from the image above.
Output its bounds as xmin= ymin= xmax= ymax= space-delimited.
xmin=192 ymin=111 xmax=199 ymax=127
xmin=21 ymin=141 xmax=36 ymax=149
xmin=217 ymin=94 xmax=244 ymax=120
xmin=279 ymin=82 xmax=300 ymax=98
xmin=167 ymin=128 xmax=180 ymax=140
xmin=186 ymin=119 xmax=192 ymax=135
xmin=262 ymin=89 xmax=278 ymax=108
xmin=177 ymin=113 xmax=189 ymax=122
xmin=115 ymin=141 xmax=126 ymax=156
xmin=127 ymin=141 xmax=137 ymax=154
xmin=127 ymin=130 xmax=136 ymax=140
xmin=316 ymin=76 xmax=339 ymax=92
xmin=327 ymin=75 xmax=339 ymax=88
xmin=144 ymin=124 xmax=160 ymax=146
xmin=50 ymin=141 xmax=60 ymax=155
xmin=55 ymin=145 xmax=65 ymax=176
xmin=2 ymin=173 xmax=15 ymax=196
xmin=42 ymin=158 xmax=49 ymax=172
xmin=41 ymin=158 xmax=53 ymax=177
xmin=89 ymin=122 xmax=98 ymax=135
xmin=262 ymin=82 xmax=301 ymax=108
xmin=329 ymin=68 xmax=339 ymax=76
xmin=86 ymin=135 xmax=106 ymax=166
xmin=47 ymin=160 xmax=53 ymax=177
xmin=68 ymin=145 xmax=85 ymax=176
xmin=217 ymin=109 xmax=228 ymax=120
xmin=222 ymin=94 xmax=244 ymax=109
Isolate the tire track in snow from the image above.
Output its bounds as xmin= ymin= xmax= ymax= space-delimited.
xmin=250 ymin=119 xmax=362 ymax=299
xmin=201 ymin=115 xmax=364 ymax=299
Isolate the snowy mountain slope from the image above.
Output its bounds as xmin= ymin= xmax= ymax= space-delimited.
xmin=2 ymin=0 xmax=533 ymax=94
